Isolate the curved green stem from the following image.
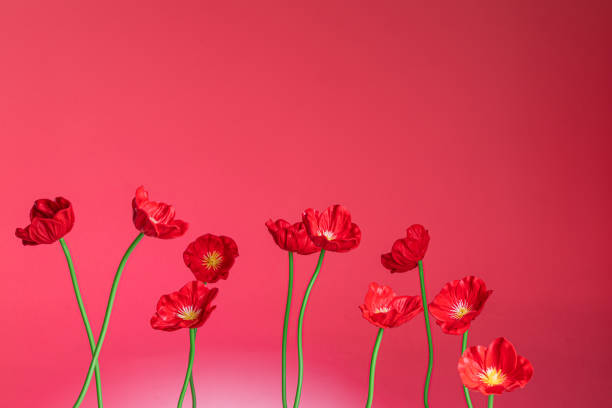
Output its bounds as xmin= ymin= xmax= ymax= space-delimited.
xmin=178 ymin=328 xmax=197 ymax=407
xmin=190 ymin=328 xmax=198 ymax=407
xmin=461 ymin=330 xmax=473 ymax=408
xmin=293 ymin=250 xmax=326 ymax=408
xmin=418 ymin=260 xmax=433 ymax=408
xmin=72 ymin=233 xmax=145 ymax=408
xmin=282 ymin=252 xmax=294 ymax=408
xmin=59 ymin=238 xmax=103 ymax=408
xmin=488 ymin=395 xmax=494 ymax=408
xmin=365 ymin=328 xmax=384 ymax=408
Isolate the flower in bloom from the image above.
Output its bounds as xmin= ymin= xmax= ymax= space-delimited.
xmin=458 ymin=337 xmax=533 ymax=395
xmin=359 ymin=282 xmax=423 ymax=329
xmin=265 ymin=219 xmax=319 ymax=255
xmin=302 ymin=205 xmax=361 ymax=252
xmin=381 ymin=224 xmax=430 ymax=273
xmin=151 ymin=281 xmax=218 ymax=331
xmin=183 ymin=234 xmax=239 ymax=283
xmin=429 ymin=276 xmax=492 ymax=335
xmin=15 ymin=197 xmax=75 ymax=245
xmin=132 ymin=186 xmax=188 ymax=239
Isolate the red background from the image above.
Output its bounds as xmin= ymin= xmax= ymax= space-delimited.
xmin=1 ymin=1 xmax=610 ymax=407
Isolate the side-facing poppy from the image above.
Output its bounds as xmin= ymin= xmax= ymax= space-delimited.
xmin=429 ymin=276 xmax=492 ymax=335
xmin=151 ymin=281 xmax=218 ymax=331
xmin=183 ymin=233 xmax=239 ymax=283
xmin=359 ymin=282 xmax=423 ymax=329
xmin=15 ymin=197 xmax=75 ymax=245
xmin=265 ymin=219 xmax=319 ymax=255
xmin=381 ymin=224 xmax=430 ymax=273
xmin=132 ymin=186 xmax=188 ymax=239
xmin=458 ymin=337 xmax=534 ymax=395
xmin=302 ymin=204 xmax=361 ymax=252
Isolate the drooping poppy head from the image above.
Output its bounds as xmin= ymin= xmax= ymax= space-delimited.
xmin=183 ymin=234 xmax=239 ymax=283
xmin=151 ymin=281 xmax=218 ymax=331
xmin=265 ymin=219 xmax=319 ymax=255
xmin=458 ymin=337 xmax=533 ymax=395
xmin=132 ymin=186 xmax=188 ymax=239
xmin=302 ymin=205 xmax=361 ymax=252
xmin=429 ymin=276 xmax=492 ymax=335
xmin=359 ymin=282 xmax=423 ymax=329
xmin=381 ymin=224 xmax=430 ymax=273
xmin=15 ymin=197 xmax=75 ymax=245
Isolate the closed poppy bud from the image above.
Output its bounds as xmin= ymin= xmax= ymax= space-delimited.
xmin=132 ymin=186 xmax=188 ymax=239
xmin=381 ymin=224 xmax=430 ymax=273
xmin=458 ymin=337 xmax=533 ymax=395
xmin=265 ymin=219 xmax=319 ymax=255
xmin=302 ymin=205 xmax=361 ymax=252
xmin=183 ymin=234 xmax=239 ymax=283
xmin=15 ymin=197 xmax=75 ymax=245
xmin=151 ymin=281 xmax=218 ymax=331
xmin=359 ymin=282 xmax=423 ymax=329
xmin=429 ymin=276 xmax=492 ymax=335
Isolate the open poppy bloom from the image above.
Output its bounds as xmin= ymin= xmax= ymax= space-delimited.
xmin=151 ymin=281 xmax=218 ymax=331
xmin=359 ymin=282 xmax=423 ymax=329
xmin=381 ymin=224 xmax=430 ymax=273
xmin=458 ymin=337 xmax=533 ymax=395
xmin=15 ymin=197 xmax=75 ymax=245
xmin=132 ymin=186 xmax=188 ymax=239
xmin=302 ymin=205 xmax=361 ymax=252
xmin=183 ymin=233 xmax=239 ymax=283
xmin=429 ymin=276 xmax=492 ymax=335
xmin=265 ymin=219 xmax=319 ymax=255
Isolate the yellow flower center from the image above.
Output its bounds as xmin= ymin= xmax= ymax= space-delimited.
xmin=176 ymin=305 xmax=201 ymax=321
xmin=202 ymin=251 xmax=223 ymax=270
xmin=373 ymin=305 xmax=392 ymax=313
xmin=450 ymin=300 xmax=471 ymax=319
xmin=478 ymin=367 xmax=506 ymax=386
xmin=318 ymin=230 xmax=336 ymax=241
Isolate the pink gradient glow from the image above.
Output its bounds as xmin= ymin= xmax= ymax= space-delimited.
xmin=1 ymin=1 xmax=611 ymax=407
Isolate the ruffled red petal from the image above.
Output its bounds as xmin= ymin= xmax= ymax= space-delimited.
xmin=131 ymin=186 xmax=188 ymax=239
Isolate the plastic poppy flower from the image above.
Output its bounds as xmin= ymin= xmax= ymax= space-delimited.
xmin=359 ymin=282 xmax=423 ymax=329
xmin=381 ymin=224 xmax=430 ymax=273
xmin=265 ymin=219 xmax=319 ymax=255
xmin=458 ymin=337 xmax=533 ymax=395
xmin=151 ymin=281 xmax=218 ymax=331
xmin=15 ymin=197 xmax=75 ymax=245
xmin=132 ymin=186 xmax=188 ymax=239
xmin=183 ymin=233 xmax=239 ymax=283
xmin=302 ymin=205 xmax=361 ymax=252
xmin=429 ymin=276 xmax=492 ymax=335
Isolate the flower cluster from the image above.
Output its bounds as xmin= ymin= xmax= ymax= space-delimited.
xmin=15 ymin=190 xmax=533 ymax=407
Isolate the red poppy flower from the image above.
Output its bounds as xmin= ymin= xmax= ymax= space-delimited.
xmin=429 ymin=276 xmax=492 ymax=335
xmin=132 ymin=186 xmax=188 ymax=239
xmin=151 ymin=281 xmax=218 ymax=331
xmin=458 ymin=337 xmax=533 ymax=395
xmin=265 ymin=219 xmax=319 ymax=255
xmin=15 ymin=197 xmax=75 ymax=245
xmin=183 ymin=234 xmax=239 ymax=283
xmin=302 ymin=205 xmax=361 ymax=252
xmin=359 ymin=282 xmax=423 ymax=329
xmin=381 ymin=224 xmax=430 ymax=273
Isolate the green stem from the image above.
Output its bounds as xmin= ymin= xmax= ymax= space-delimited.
xmin=418 ymin=260 xmax=433 ymax=408
xmin=461 ymin=330 xmax=473 ymax=408
xmin=488 ymin=395 xmax=494 ymax=408
xmin=190 ymin=328 xmax=198 ymax=407
xmin=365 ymin=328 xmax=384 ymax=408
xmin=282 ymin=252 xmax=294 ymax=408
xmin=72 ymin=233 xmax=145 ymax=408
xmin=293 ymin=250 xmax=326 ymax=408
xmin=59 ymin=238 xmax=104 ymax=408
xmin=178 ymin=328 xmax=197 ymax=407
